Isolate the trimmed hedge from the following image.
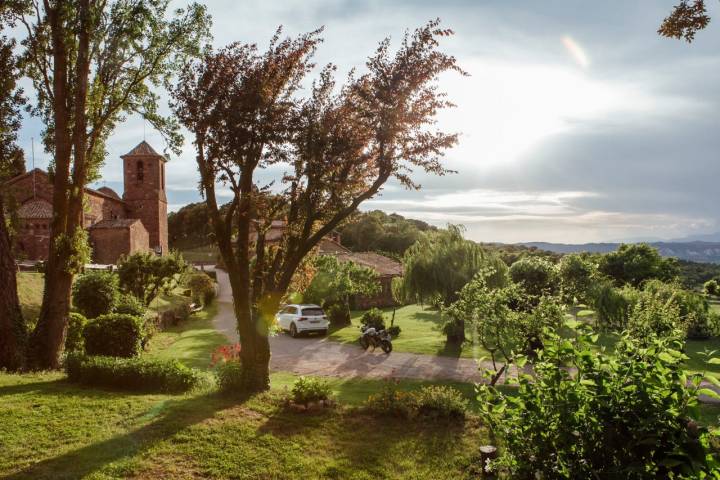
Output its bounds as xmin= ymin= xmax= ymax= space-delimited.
xmin=83 ymin=313 xmax=145 ymax=358
xmin=65 ymin=312 xmax=88 ymax=353
xmin=65 ymin=354 xmax=201 ymax=393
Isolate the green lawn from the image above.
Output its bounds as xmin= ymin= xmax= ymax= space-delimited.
xmin=177 ymin=244 xmax=219 ymax=264
xmin=16 ymin=272 xmax=43 ymax=328
xmin=0 ymin=372 xmax=485 ymax=480
xmin=328 ymin=304 xmax=488 ymax=359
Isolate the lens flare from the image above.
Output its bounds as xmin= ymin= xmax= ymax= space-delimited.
xmin=562 ymin=35 xmax=590 ymax=68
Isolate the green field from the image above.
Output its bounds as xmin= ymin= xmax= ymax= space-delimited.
xmin=329 ymin=304 xmax=487 ymax=359
xmin=16 ymin=272 xmax=43 ymax=328
xmin=177 ymin=244 xmax=219 ymax=264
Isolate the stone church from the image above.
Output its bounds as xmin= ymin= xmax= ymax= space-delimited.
xmin=4 ymin=141 xmax=168 ymax=264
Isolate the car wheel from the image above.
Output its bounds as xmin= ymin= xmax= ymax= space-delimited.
xmin=290 ymin=323 xmax=298 ymax=338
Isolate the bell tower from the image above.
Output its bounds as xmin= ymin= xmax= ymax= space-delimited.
xmin=121 ymin=141 xmax=168 ymax=255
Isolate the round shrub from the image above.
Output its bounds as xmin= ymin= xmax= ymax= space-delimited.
xmin=83 ymin=313 xmax=145 ymax=358
xmin=72 ymin=270 xmax=119 ymax=318
xmin=360 ymin=308 xmax=386 ymax=330
xmin=326 ymin=303 xmax=350 ymax=326
xmin=387 ymin=325 xmax=401 ymax=337
xmin=114 ymin=293 xmax=146 ymax=318
xmin=64 ymin=312 xmax=87 ymax=353
xmin=291 ymin=376 xmax=332 ymax=405
xmin=509 ymin=256 xmax=558 ymax=298
xmin=187 ymin=272 xmax=215 ymax=306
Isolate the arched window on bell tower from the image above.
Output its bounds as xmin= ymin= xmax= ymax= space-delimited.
xmin=136 ymin=160 xmax=144 ymax=183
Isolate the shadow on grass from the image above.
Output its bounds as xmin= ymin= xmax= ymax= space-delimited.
xmin=4 ymin=390 xmax=245 ymax=480
xmin=437 ymin=340 xmax=463 ymax=358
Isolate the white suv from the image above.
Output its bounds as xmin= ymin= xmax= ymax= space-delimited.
xmin=275 ymin=304 xmax=329 ymax=338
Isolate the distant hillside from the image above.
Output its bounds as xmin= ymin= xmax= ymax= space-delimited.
xmin=521 ymin=241 xmax=720 ymax=264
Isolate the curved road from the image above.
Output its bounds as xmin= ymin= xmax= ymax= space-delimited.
xmin=212 ymin=269 xmax=486 ymax=382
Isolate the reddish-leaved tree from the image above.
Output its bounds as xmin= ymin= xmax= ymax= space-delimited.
xmin=172 ymin=20 xmax=464 ymax=392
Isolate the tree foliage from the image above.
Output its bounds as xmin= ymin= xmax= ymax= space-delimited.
xmin=558 ymin=253 xmax=598 ymax=305
xmin=659 ymin=0 xmax=712 ymax=42
xmin=599 ymin=243 xmax=679 ymax=288
xmin=403 ymin=225 xmax=508 ymax=306
xmin=477 ymin=324 xmax=720 ymax=479
xmin=338 ymin=210 xmax=436 ymax=256
xmin=72 ymin=270 xmax=119 ymax=318
xmin=172 ymin=20 xmax=463 ymax=391
xmin=116 ymin=251 xmax=188 ymax=306
xmin=304 ymin=255 xmax=380 ymax=311
xmin=508 ymin=256 xmax=559 ymax=300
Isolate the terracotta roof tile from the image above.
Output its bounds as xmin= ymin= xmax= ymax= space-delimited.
xmin=121 ymin=141 xmax=164 ymax=158
xmin=17 ymin=200 xmax=53 ymax=219
xmin=332 ymin=251 xmax=403 ymax=276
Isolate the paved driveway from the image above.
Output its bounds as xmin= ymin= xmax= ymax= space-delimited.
xmin=212 ymin=269 xmax=486 ymax=382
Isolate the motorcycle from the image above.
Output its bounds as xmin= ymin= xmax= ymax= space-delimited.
xmin=359 ymin=325 xmax=393 ymax=353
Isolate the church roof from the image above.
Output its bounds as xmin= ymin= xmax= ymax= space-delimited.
xmin=121 ymin=141 xmax=165 ymax=159
xmin=89 ymin=218 xmax=143 ymax=230
xmin=17 ymin=199 xmax=53 ymax=219
xmin=97 ymin=186 xmax=121 ymax=200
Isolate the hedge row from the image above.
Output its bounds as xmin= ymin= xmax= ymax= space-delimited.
xmin=65 ymin=354 xmax=202 ymax=393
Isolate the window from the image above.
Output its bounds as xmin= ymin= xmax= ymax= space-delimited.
xmin=136 ymin=160 xmax=144 ymax=182
xmin=302 ymin=308 xmax=324 ymax=317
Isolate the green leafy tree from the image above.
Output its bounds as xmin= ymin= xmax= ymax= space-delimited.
xmin=558 ymin=253 xmax=597 ymax=305
xmin=338 ymin=210 xmax=435 ymax=255
xmin=15 ymin=0 xmax=210 ymax=369
xmin=304 ymin=255 xmax=380 ymax=322
xmin=704 ymin=279 xmax=719 ymax=297
xmin=599 ymin=243 xmax=679 ymax=288
xmin=172 ymin=21 xmax=462 ymax=391
xmin=508 ymin=256 xmax=559 ymax=299
xmin=72 ymin=270 xmax=119 ymax=318
xmin=116 ymin=251 xmax=188 ymax=306
xmin=477 ymin=324 xmax=720 ymax=478
xmin=0 ymin=3 xmax=28 ymax=370
xmin=448 ymin=269 xmax=564 ymax=385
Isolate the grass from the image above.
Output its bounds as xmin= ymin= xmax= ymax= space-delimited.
xmin=0 ymin=372 xmax=485 ymax=480
xmin=177 ymin=244 xmax=219 ymax=264
xmin=16 ymin=272 xmax=43 ymax=328
xmin=328 ymin=304 xmax=487 ymax=359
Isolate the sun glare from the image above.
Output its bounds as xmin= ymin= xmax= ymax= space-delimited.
xmin=561 ymin=35 xmax=590 ymax=69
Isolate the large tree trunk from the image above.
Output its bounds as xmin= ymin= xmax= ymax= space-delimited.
xmin=0 ymin=195 xmax=27 ymax=370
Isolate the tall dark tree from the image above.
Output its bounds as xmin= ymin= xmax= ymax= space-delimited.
xmin=173 ymin=20 xmax=463 ymax=391
xmin=16 ymin=0 xmax=210 ymax=368
xmin=0 ymin=4 xmax=28 ymax=370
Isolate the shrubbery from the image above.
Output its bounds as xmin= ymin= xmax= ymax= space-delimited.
xmin=365 ymin=382 xmax=467 ymax=420
xmin=64 ymin=312 xmax=87 ymax=353
xmin=187 ymin=272 xmax=215 ymax=306
xmin=508 ymin=256 xmax=558 ymax=298
xmin=215 ymin=360 xmax=244 ymax=393
xmin=476 ymin=324 xmax=720 ymax=478
xmin=387 ymin=325 xmax=401 ymax=337
xmin=360 ymin=308 xmax=386 ymax=330
xmin=113 ymin=293 xmax=147 ymax=318
xmin=83 ymin=313 xmax=145 ymax=357
xmin=65 ymin=354 xmax=201 ymax=393
xmin=72 ymin=270 xmax=119 ymax=318
xmin=326 ymin=303 xmax=350 ymax=326
xmin=291 ymin=376 xmax=332 ymax=404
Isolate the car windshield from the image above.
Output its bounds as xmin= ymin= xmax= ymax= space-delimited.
xmin=302 ymin=308 xmax=324 ymax=317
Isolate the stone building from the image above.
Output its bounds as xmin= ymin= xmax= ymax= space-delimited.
xmin=4 ymin=141 xmax=168 ymax=264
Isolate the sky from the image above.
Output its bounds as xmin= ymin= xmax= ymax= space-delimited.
xmin=13 ymin=0 xmax=720 ymax=244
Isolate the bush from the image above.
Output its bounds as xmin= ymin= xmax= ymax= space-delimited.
xmin=83 ymin=313 xmax=145 ymax=358
xmin=640 ymin=280 xmax=713 ymax=340
xmin=65 ymin=354 xmax=201 ymax=393
xmin=365 ymin=382 xmax=467 ymax=420
xmin=387 ymin=325 xmax=401 ymax=337
xmin=216 ymin=360 xmax=244 ymax=393
xmin=509 ymin=256 xmax=558 ymax=298
xmin=326 ymin=303 xmax=349 ymax=326
xmin=291 ymin=376 xmax=332 ymax=404
xmin=476 ymin=325 xmax=720 ymax=478
xmin=113 ymin=293 xmax=147 ymax=318
xmin=704 ymin=279 xmax=719 ymax=297
xmin=590 ymin=281 xmax=637 ymax=331
xmin=72 ymin=271 xmax=119 ymax=318
xmin=187 ymin=272 xmax=215 ymax=306
xmin=360 ymin=308 xmax=386 ymax=330
xmin=441 ymin=317 xmax=465 ymax=343
xmin=64 ymin=312 xmax=87 ymax=353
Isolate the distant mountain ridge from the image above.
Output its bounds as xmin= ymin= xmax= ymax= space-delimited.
xmin=520 ymin=241 xmax=720 ymax=264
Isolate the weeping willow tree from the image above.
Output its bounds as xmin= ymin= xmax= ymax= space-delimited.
xmin=403 ymin=225 xmax=508 ymax=343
